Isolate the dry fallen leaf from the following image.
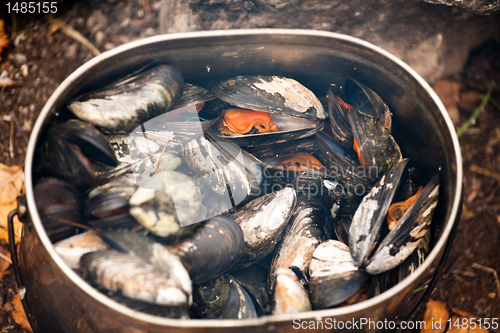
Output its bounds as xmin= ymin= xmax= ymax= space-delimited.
xmin=0 ymin=19 xmax=9 ymax=61
xmin=432 ymin=79 xmax=461 ymax=126
xmin=0 ymin=246 xmax=11 ymax=280
xmin=0 ymin=163 xmax=24 ymax=242
xmin=421 ymin=299 xmax=449 ymax=333
xmin=11 ymin=293 xmax=32 ymax=332
xmin=0 ymin=164 xmax=23 ymax=204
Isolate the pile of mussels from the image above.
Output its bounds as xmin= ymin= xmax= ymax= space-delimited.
xmin=34 ymin=63 xmax=440 ymax=319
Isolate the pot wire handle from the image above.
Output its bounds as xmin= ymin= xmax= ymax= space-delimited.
xmin=8 ymin=208 xmax=42 ymax=333
xmin=392 ymin=184 xmax=464 ymax=332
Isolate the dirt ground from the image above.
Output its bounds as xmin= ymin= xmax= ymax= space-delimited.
xmin=0 ymin=0 xmax=499 ymax=332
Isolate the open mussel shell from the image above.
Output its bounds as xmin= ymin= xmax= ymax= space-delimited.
xmin=349 ymin=159 xmax=409 ymax=268
xmin=192 ymin=275 xmax=258 ymax=319
xmin=365 ymin=175 xmax=439 ymax=274
xmin=212 ymin=75 xmax=326 ymax=120
xmin=228 ymin=187 xmax=297 ymax=267
xmin=269 ymin=194 xmax=330 ymax=291
xmin=85 ymin=174 xmax=138 ymax=229
xmin=326 ymin=88 xmax=354 ymax=149
xmin=347 ymin=108 xmax=402 ymax=177
xmin=212 ymin=111 xmax=324 ymax=148
xmin=315 ymin=131 xmax=377 ymax=191
xmin=169 ymin=216 xmax=244 ymax=284
xmin=36 ymin=126 xmax=98 ymax=187
xmin=344 ymin=78 xmax=392 ymax=131
xmin=309 ymin=240 xmax=368 ymax=309
xmin=68 ymin=64 xmax=184 ymax=132
xmin=272 ymin=268 xmax=311 ymax=315
xmin=34 ymin=178 xmax=83 ymax=242
xmin=53 ymin=119 xmax=118 ymax=166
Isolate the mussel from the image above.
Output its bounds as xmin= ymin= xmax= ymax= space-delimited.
xmin=81 ymin=250 xmax=192 ymax=311
xmin=192 ymin=275 xmax=258 ymax=319
xmin=228 ymin=187 xmax=297 ymax=266
xmin=269 ymin=194 xmax=330 ymax=290
xmin=349 ymin=159 xmax=440 ymax=274
xmin=69 ymin=64 xmax=184 ymax=132
xmin=211 ymin=75 xmax=325 ymax=147
xmin=308 ymin=240 xmax=368 ymax=309
xmin=272 ymin=268 xmax=311 ymax=315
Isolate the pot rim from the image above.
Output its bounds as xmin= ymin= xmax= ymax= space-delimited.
xmin=24 ymin=28 xmax=463 ymax=327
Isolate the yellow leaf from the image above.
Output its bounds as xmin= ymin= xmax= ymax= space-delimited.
xmin=421 ymin=299 xmax=449 ymax=333
xmin=0 ymin=164 xmax=23 ymax=204
xmin=12 ymin=293 xmax=33 ymax=332
xmin=0 ymin=163 xmax=24 ymax=243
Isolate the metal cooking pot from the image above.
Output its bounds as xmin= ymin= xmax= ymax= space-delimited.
xmin=9 ymin=30 xmax=463 ymax=333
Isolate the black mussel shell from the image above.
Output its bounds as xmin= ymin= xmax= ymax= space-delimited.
xmin=269 ymin=194 xmax=330 ymax=291
xmin=315 ymin=131 xmax=377 ymax=192
xmin=174 ymin=83 xmax=215 ymax=110
xmin=344 ymin=78 xmax=392 ymax=131
xmin=365 ymin=175 xmax=439 ymax=274
xmin=212 ymin=75 xmax=326 ymax=120
xmin=349 ymin=159 xmax=409 ymax=268
xmin=326 ymin=88 xmax=354 ymax=149
xmin=52 ymin=119 xmax=118 ymax=166
xmin=309 ymin=240 xmax=368 ymax=309
xmin=68 ymin=64 xmax=184 ymax=132
xmin=34 ymin=178 xmax=82 ymax=242
xmin=230 ymin=265 xmax=270 ymax=315
xmin=347 ymin=108 xmax=402 ymax=177
xmin=36 ymin=127 xmax=98 ymax=187
xmin=170 ymin=216 xmax=244 ymax=284
xmin=192 ymin=275 xmax=258 ymax=319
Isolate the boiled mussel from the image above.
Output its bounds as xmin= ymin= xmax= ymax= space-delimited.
xmin=349 ymin=159 xmax=440 ymax=274
xmin=309 ymin=240 xmax=368 ymax=309
xmin=69 ymin=64 xmax=184 ymax=132
xmin=211 ymin=75 xmax=325 ymax=147
xmin=228 ymin=186 xmax=297 ymax=266
xmin=269 ymin=194 xmax=330 ymax=291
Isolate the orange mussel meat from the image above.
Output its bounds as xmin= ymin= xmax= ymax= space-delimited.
xmin=219 ymin=108 xmax=279 ymax=135
xmin=386 ymin=186 xmax=424 ymax=230
xmin=278 ymin=153 xmax=325 ymax=172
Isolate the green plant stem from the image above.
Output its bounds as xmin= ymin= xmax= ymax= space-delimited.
xmin=457 ymin=89 xmax=491 ymax=138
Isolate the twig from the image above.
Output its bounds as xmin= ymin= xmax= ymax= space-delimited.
xmin=9 ymin=115 xmax=14 ymax=159
xmin=10 ymin=111 xmax=29 ymax=145
xmin=470 ymin=165 xmax=500 ymax=182
xmin=48 ymin=19 xmax=101 ymax=57
xmin=472 ymin=263 xmax=500 ymax=301
xmin=154 ymin=136 xmax=170 ymax=174
xmin=0 ymin=252 xmax=12 ymax=265
xmin=457 ymin=89 xmax=491 ymax=138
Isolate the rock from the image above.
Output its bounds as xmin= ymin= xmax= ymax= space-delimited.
xmin=422 ymin=0 xmax=500 ymax=15
xmin=160 ymin=0 xmax=500 ymax=84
